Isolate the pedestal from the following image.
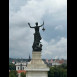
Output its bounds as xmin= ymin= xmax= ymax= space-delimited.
xmin=26 ymin=51 xmax=50 ymax=77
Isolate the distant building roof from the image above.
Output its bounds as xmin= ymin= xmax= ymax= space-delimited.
xmin=17 ymin=70 xmax=26 ymax=73
xmin=15 ymin=62 xmax=27 ymax=66
xmin=46 ymin=59 xmax=48 ymax=63
xmin=59 ymin=60 xmax=64 ymax=64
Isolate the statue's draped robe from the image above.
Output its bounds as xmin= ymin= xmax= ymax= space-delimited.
xmin=32 ymin=26 xmax=42 ymax=51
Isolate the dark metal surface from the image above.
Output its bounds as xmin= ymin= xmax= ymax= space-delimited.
xmin=28 ymin=22 xmax=45 ymax=51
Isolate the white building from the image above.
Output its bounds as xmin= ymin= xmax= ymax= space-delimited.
xmin=12 ymin=60 xmax=15 ymax=64
xmin=15 ymin=61 xmax=27 ymax=77
xmin=15 ymin=61 xmax=27 ymax=70
xmin=52 ymin=61 xmax=61 ymax=66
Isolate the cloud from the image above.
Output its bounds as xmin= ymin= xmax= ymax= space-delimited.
xmin=9 ymin=0 xmax=67 ymax=25
xmin=41 ymin=37 xmax=67 ymax=59
xmin=55 ymin=25 xmax=65 ymax=30
xmin=9 ymin=0 xmax=67 ymax=59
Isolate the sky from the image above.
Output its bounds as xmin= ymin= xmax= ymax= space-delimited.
xmin=9 ymin=0 xmax=67 ymax=59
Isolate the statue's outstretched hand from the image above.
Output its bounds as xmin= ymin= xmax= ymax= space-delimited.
xmin=43 ymin=21 xmax=44 ymax=25
xmin=28 ymin=23 xmax=30 ymax=26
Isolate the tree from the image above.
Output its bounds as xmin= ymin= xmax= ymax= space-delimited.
xmin=60 ymin=64 xmax=67 ymax=69
xmin=21 ymin=72 xmax=26 ymax=77
xmin=48 ymin=64 xmax=67 ymax=77
xmin=9 ymin=70 xmax=18 ymax=77
xmin=48 ymin=67 xmax=55 ymax=77
xmin=9 ymin=63 xmax=16 ymax=70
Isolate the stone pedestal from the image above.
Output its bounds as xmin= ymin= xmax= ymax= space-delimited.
xmin=26 ymin=51 xmax=50 ymax=77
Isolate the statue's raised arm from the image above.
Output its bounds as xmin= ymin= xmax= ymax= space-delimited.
xmin=39 ymin=21 xmax=44 ymax=27
xmin=28 ymin=23 xmax=35 ymax=28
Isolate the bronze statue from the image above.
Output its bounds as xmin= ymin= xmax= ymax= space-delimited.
xmin=28 ymin=21 xmax=45 ymax=51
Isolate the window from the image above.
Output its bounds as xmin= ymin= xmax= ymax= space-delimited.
xmin=18 ymin=67 xmax=19 ymax=70
xmin=23 ymin=67 xmax=24 ymax=70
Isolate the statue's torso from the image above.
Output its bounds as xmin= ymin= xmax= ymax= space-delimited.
xmin=35 ymin=26 xmax=39 ymax=32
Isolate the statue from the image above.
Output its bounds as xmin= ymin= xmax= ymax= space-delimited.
xmin=28 ymin=21 xmax=45 ymax=51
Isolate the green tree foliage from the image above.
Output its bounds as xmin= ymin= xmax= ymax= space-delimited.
xmin=9 ymin=63 xmax=16 ymax=70
xmin=21 ymin=72 xmax=26 ymax=77
xmin=60 ymin=64 xmax=67 ymax=69
xmin=9 ymin=70 xmax=18 ymax=77
xmin=48 ymin=64 xmax=67 ymax=77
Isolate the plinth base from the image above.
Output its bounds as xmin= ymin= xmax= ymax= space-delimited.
xmin=26 ymin=51 xmax=50 ymax=77
xmin=26 ymin=71 xmax=48 ymax=77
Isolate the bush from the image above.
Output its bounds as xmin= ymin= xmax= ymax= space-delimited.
xmin=21 ymin=72 xmax=26 ymax=77
xmin=48 ymin=65 xmax=67 ymax=77
xmin=9 ymin=63 xmax=16 ymax=70
xmin=9 ymin=70 xmax=18 ymax=77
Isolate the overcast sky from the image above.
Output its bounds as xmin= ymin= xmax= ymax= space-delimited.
xmin=9 ymin=0 xmax=67 ymax=59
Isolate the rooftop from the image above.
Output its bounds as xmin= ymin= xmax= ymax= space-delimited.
xmin=17 ymin=70 xmax=26 ymax=73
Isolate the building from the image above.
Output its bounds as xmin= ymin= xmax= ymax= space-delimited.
xmin=12 ymin=60 xmax=15 ymax=64
xmin=15 ymin=61 xmax=27 ymax=77
xmin=52 ymin=61 xmax=61 ymax=66
xmin=58 ymin=59 xmax=64 ymax=64
xmin=44 ymin=59 xmax=66 ymax=67
xmin=15 ymin=61 xmax=27 ymax=70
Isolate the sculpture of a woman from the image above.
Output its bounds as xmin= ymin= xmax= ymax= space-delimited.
xmin=28 ymin=22 xmax=44 ymax=51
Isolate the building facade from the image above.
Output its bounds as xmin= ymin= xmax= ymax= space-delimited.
xmin=15 ymin=61 xmax=27 ymax=70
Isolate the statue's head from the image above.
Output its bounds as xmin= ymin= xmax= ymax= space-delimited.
xmin=35 ymin=22 xmax=38 ymax=26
